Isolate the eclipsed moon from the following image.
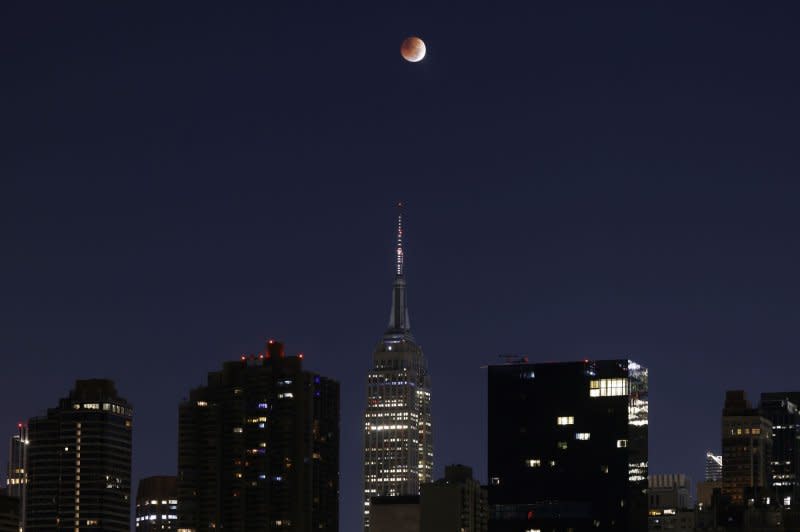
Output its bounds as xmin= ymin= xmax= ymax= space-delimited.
xmin=401 ymin=36 xmax=426 ymax=63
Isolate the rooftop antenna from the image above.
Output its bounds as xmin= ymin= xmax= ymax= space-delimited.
xmin=395 ymin=201 xmax=404 ymax=277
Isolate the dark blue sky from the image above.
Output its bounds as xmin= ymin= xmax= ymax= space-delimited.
xmin=3 ymin=3 xmax=800 ymax=530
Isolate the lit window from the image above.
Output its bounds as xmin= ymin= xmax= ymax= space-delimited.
xmin=589 ymin=378 xmax=628 ymax=397
xmin=557 ymin=416 xmax=574 ymax=425
xmin=490 ymin=477 xmax=500 ymax=485
xmin=617 ymin=439 xmax=628 ymax=448
xmin=525 ymin=459 xmax=541 ymax=468
xmin=557 ymin=441 xmax=568 ymax=450
xmin=575 ymin=432 xmax=590 ymax=440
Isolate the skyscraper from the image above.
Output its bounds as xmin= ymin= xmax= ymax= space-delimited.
xmin=177 ymin=341 xmax=339 ymax=531
xmin=760 ymin=391 xmax=800 ymax=507
xmin=721 ymin=390 xmax=772 ymax=506
xmin=5 ymin=424 xmax=27 ymax=529
xmin=488 ymin=359 xmax=648 ymax=531
xmin=25 ymin=379 xmax=133 ymax=531
xmin=362 ymin=206 xmax=433 ymax=531
xmin=135 ymin=476 xmax=177 ymax=531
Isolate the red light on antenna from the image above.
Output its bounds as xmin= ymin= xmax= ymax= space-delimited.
xmin=268 ymin=339 xmax=274 ymax=344
xmin=17 ymin=422 xmax=23 ymax=429
xmin=298 ymin=353 xmax=304 ymax=359
xmin=240 ymin=355 xmax=246 ymax=361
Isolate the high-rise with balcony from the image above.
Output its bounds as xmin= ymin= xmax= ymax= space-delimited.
xmin=177 ymin=341 xmax=339 ymax=531
xmin=362 ymin=206 xmax=433 ymax=531
xmin=25 ymin=379 xmax=132 ymax=531
xmin=488 ymin=359 xmax=648 ymax=531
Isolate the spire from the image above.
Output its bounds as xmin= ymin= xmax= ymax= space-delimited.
xmin=385 ymin=202 xmax=412 ymax=340
xmin=396 ymin=203 xmax=404 ymax=277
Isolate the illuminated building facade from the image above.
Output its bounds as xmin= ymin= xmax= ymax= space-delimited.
xmin=488 ymin=359 xmax=648 ymax=531
xmin=135 ymin=476 xmax=177 ymax=531
xmin=721 ymin=390 xmax=772 ymax=506
xmin=705 ymin=451 xmax=723 ymax=481
xmin=759 ymin=391 xmax=800 ymax=507
xmin=177 ymin=341 xmax=339 ymax=531
xmin=362 ymin=207 xmax=433 ymax=531
xmin=25 ymin=379 xmax=132 ymax=531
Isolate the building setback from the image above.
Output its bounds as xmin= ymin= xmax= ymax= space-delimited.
xmin=362 ymin=206 xmax=433 ymax=531
xmin=25 ymin=379 xmax=132 ymax=531
xmin=136 ymin=475 xmax=177 ymax=531
xmin=177 ymin=341 xmax=339 ymax=531
xmin=488 ymin=359 xmax=648 ymax=531
xmin=721 ymin=390 xmax=772 ymax=506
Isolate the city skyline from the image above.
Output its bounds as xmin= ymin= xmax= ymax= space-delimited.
xmin=4 ymin=3 xmax=800 ymax=531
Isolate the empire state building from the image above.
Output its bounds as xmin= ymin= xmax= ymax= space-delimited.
xmin=362 ymin=206 xmax=433 ymax=531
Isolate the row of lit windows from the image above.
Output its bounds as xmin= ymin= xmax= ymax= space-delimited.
xmin=366 ymin=424 xmax=411 ymax=431
xmin=366 ymin=401 xmax=407 ymax=408
xmin=589 ymin=378 xmax=628 ymax=397
xmin=136 ymin=514 xmax=178 ymax=521
xmin=365 ymin=412 xmax=411 ymax=419
xmin=140 ymin=499 xmax=177 ymax=506
xmin=728 ymin=427 xmax=763 ymax=436
xmin=71 ymin=402 xmax=131 ymax=415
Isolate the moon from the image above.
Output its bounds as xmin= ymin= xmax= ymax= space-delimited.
xmin=401 ymin=36 xmax=426 ymax=63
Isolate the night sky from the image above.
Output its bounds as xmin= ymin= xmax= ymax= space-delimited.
xmin=3 ymin=3 xmax=800 ymax=530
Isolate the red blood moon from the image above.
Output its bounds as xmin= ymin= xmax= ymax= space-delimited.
xmin=400 ymin=36 xmax=426 ymax=63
